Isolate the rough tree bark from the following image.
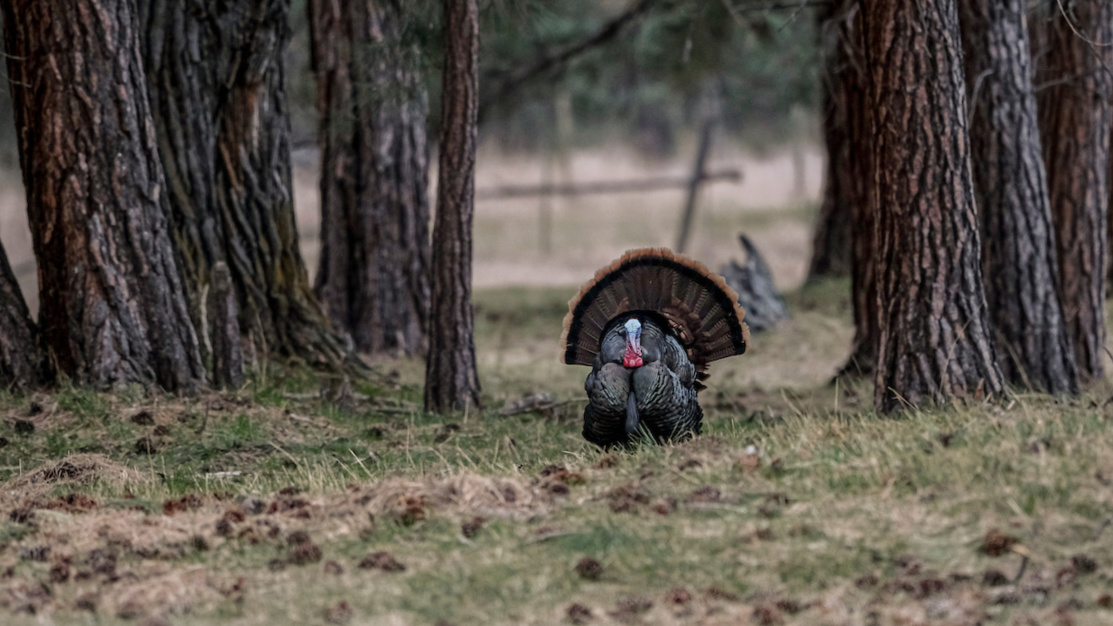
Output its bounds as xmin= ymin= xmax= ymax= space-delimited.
xmin=425 ymin=0 xmax=482 ymax=413
xmin=958 ymin=0 xmax=1078 ymax=394
xmin=825 ymin=4 xmax=877 ymax=380
xmin=309 ymin=0 xmax=432 ymax=356
xmin=1038 ymin=0 xmax=1113 ymax=383
xmin=0 ymin=242 xmax=50 ymax=390
xmin=137 ymin=0 xmax=358 ymax=372
xmin=806 ymin=1 xmax=853 ymax=282
xmin=863 ymin=0 xmax=1004 ymax=412
xmin=2 ymin=0 xmax=205 ymax=392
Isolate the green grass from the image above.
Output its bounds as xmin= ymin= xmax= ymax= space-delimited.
xmin=1 ymin=284 xmax=1113 ymax=624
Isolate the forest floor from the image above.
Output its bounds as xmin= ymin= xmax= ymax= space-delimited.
xmin=2 ymin=282 xmax=1113 ymax=625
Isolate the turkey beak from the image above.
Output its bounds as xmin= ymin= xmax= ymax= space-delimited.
xmin=627 ymin=332 xmax=640 ymax=356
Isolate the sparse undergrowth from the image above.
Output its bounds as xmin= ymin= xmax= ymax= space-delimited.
xmin=0 ymin=286 xmax=1112 ymax=625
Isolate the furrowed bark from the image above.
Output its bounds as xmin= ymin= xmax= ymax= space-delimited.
xmin=807 ymin=0 xmax=854 ymax=282
xmin=958 ymin=0 xmax=1078 ymax=394
xmin=1038 ymin=0 xmax=1113 ymax=383
xmin=863 ymin=0 xmax=1004 ymax=412
xmin=0 ymin=241 xmax=50 ymax=390
xmin=310 ymin=0 xmax=432 ymax=356
xmin=137 ymin=0 xmax=362 ymax=374
xmin=208 ymin=262 xmax=244 ymax=389
xmin=828 ymin=3 xmax=877 ymax=380
xmin=424 ymin=0 xmax=482 ymax=413
xmin=2 ymin=0 xmax=204 ymax=392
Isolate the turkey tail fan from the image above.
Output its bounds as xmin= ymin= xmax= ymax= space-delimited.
xmin=561 ymin=248 xmax=750 ymax=367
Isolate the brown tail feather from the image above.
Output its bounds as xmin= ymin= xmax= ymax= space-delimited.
xmin=561 ymin=248 xmax=750 ymax=367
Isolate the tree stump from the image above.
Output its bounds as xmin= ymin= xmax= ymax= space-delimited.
xmin=719 ymin=235 xmax=789 ymax=332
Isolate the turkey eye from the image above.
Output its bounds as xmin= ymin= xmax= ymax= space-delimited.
xmin=618 ymin=329 xmax=626 ymax=337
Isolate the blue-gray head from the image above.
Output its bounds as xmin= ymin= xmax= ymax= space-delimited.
xmin=622 ymin=318 xmax=642 ymax=367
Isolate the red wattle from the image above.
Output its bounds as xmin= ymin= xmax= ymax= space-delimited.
xmin=623 ymin=347 xmax=643 ymax=368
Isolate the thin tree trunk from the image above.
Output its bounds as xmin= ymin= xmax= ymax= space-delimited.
xmin=1039 ymin=0 xmax=1113 ymax=383
xmin=2 ymin=0 xmax=205 ymax=392
xmin=828 ymin=3 xmax=877 ymax=380
xmin=425 ymin=0 xmax=482 ymax=413
xmin=958 ymin=0 xmax=1078 ymax=394
xmin=137 ymin=0 xmax=360 ymax=373
xmin=0 ymin=242 xmax=49 ymax=390
xmin=310 ymin=0 xmax=432 ymax=356
xmin=863 ymin=0 xmax=1004 ymax=412
xmin=807 ymin=1 xmax=853 ymax=282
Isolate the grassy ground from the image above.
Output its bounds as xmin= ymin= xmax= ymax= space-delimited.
xmin=1 ymin=283 xmax=1113 ymax=625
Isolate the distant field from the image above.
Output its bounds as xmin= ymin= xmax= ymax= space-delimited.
xmin=1 ymin=140 xmax=823 ymax=316
xmin=2 ymin=283 xmax=1113 ymax=625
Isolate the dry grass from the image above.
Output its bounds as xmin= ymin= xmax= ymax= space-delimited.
xmin=2 ymin=279 xmax=1113 ymax=624
xmin=4 ymin=144 xmax=1113 ymax=624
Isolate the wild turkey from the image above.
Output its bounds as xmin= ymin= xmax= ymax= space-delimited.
xmin=561 ymin=248 xmax=750 ymax=447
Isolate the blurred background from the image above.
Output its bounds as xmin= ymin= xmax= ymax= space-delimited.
xmin=0 ymin=0 xmax=824 ymax=314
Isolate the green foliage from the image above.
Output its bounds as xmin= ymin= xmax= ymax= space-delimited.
xmin=284 ymin=0 xmax=821 ymax=153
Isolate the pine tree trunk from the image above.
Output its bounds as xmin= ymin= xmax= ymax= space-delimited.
xmin=310 ymin=0 xmax=432 ymax=356
xmin=958 ymin=0 xmax=1078 ymax=394
xmin=2 ymin=0 xmax=205 ymax=392
xmin=863 ymin=0 xmax=1004 ymax=412
xmin=807 ymin=1 xmax=853 ymax=282
xmin=829 ymin=4 xmax=878 ymax=380
xmin=137 ymin=0 xmax=358 ymax=372
xmin=1038 ymin=0 xmax=1113 ymax=383
xmin=425 ymin=0 xmax=481 ymax=413
xmin=0 ymin=242 xmax=49 ymax=390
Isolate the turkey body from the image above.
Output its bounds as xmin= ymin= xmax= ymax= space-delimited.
xmin=561 ymin=248 xmax=750 ymax=449
xmin=583 ymin=315 xmax=701 ymax=447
